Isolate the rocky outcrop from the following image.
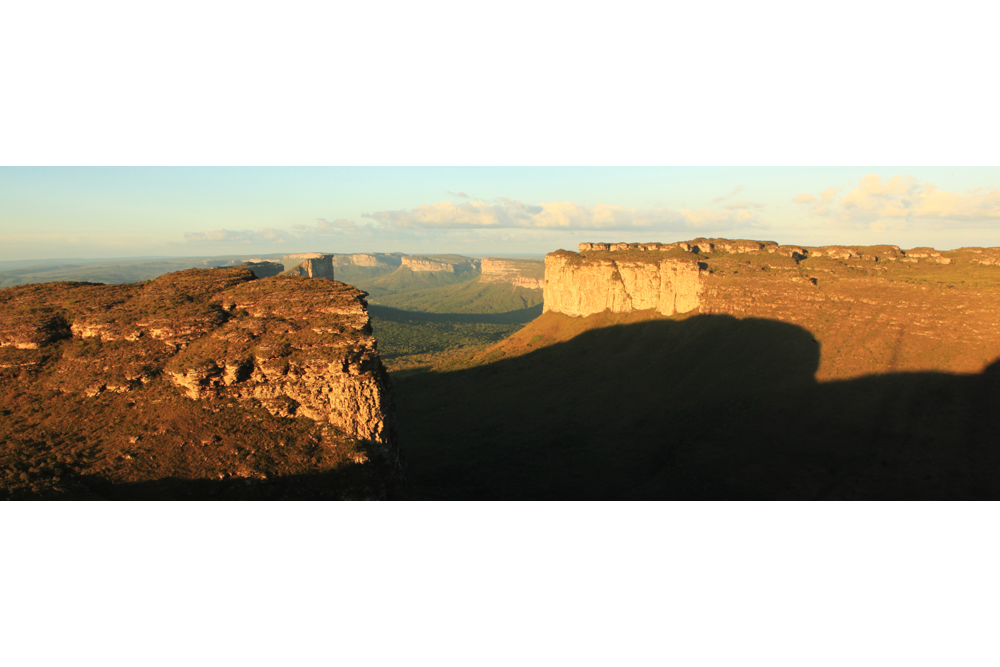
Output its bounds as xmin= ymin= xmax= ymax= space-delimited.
xmin=401 ymin=256 xmax=481 ymax=273
xmin=544 ymin=252 xmax=702 ymax=317
xmin=479 ymin=258 xmax=544 ymax=290
xmin=0 ymin=268 xmax=395 ymax=458
xmin=575 ymin=239 xmax=953 ymax=264
xmin=281 ymin=253 xmax=336 ymax=279
xmin=167 ymin=277 xmax=395 ymax=447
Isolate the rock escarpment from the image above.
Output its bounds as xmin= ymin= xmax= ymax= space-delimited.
xmin=544 ymin=239 xmax=1000 ymax=379
xmin=331 ymin=253 xmax=403 ymax=269
xmin=166 ymin=276 xmax=393 ymax=446
xmin=479 ymin=258 xmax=544 ymax=290
xmin=544 ymin=252 xmax=702 ymax=317
xmin=400 ymin=256 xmax=481 ymax=273
xmin=281 ymin=253 xmax=336 ymax=279
xmin=0 ymin=269 xmax=400 ymax=500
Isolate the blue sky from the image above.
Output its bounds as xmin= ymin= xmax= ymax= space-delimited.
xmin=2 ymin=167 xmax=999 ymax=260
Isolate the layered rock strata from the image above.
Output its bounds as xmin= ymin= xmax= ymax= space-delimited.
xmin=0 ymin=269 xmax=401 ymax=497
xmin=331 ymin=253 xmax=403 ymax=268
xmin=281 ymin=253 xmax=336 ymax=279
xmin=548 ymin=239 xmax=1000 ymax=378
xmin=544 ymin=252 xmax=702 ymax=317
xmin=480 ymin=258 xmax=544 ymax=290
xmin=400 ymin=256 xmax=481 ymax=273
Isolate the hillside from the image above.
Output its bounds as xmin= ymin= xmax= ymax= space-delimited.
xmin=356 ymin=266 xmax=480 ymax=299
xmin=371 ymin=280 xmax=543 ymax=314
xmin=321 ymin=255 xmax=545 ymax=373
xmin=0 ymin=269 xmax=401 ymax=500
xmin=390 ymin=238 xmax=1000 ymax=500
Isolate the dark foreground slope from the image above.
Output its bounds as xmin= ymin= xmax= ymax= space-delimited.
xmin=395 ymin=312 xmax=1000 ymax=500
xmin=0 ymin=269 xmax=401 ymax=500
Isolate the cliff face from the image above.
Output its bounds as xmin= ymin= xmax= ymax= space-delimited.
xmin=543 ymin=239 xmax=1000 ymax=379
xmin=543 ymin=252 xmax=702 ymax=317
xmin=479 ymin=258 xmax=544 ymax=290
xmin=281 ymin=253 xmax=336 ymax=279
xmin=331 ymin=253 xmax=403 ymax=268
xmin=0 ymin=269 xmax=400 ymax=499
xmin=400 ymin=256 xmax=480 ymax=273
xmin=165 ymin=277 xmax=394 ymax=446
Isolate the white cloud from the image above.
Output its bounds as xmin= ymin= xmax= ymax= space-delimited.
xmin=794 ymin=175 xmax=1000 ymax=230
xmin=362 ymin=198 xmax=760 ymax=232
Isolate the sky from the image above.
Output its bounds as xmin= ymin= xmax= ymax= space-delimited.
xmin=2 ymin=167 xmax=1000 ymax=261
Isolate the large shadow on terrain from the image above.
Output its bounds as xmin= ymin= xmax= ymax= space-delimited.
xmin=368 ymin=303 xmax=543 ymax=325
xmin=394 ymin=314 xmax=1000 ymax=500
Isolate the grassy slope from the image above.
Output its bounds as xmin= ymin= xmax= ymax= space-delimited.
xmin=334 ymin=264 xmax=545 ymax=374
xmin=372 ymin=279 xmax=543 ymax=314
xmin=354 ymin=266 xmax=477 ymax=299
xmin=333 ymin=264 xmax=399 ymax=287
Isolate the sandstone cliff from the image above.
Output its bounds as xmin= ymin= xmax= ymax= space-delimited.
xmin=542 ymin=239 xmax=1000 ymax=379
xmin=400 ymin=256 xmax=481 ymax=273
xmin=544 ymin=252 xmax=702 ymax=317
xmin=0 ymin=269 xmax=400 ymax=500
xmin=331 ymin=253 xmax=403 ymax=268
xmin=281 ymin=253 xmax=336 ymax=279
xmin=479 ymin=258 xmax=544 ymax=290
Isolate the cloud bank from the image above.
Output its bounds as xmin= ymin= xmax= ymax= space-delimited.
xmin=793 ymin=175 xmax=1000 ymax=231
xmin=361 ymin=198 xmax=760 ymax=232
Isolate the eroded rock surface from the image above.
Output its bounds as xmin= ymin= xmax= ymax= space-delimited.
xmin=480 ymin=258 xmax=544 ymax=290
xmin=331 ymin=253 xmax=403 ymax=268
xmin=281 ymin=253 xmax=336 ymax=279
xmin=0 ymin=269 xmax=401 ymax=499
xmin=400 ymin=256 xmax=480 ymax=273
xmin=544 ymin=252 xmax=702 ymax=317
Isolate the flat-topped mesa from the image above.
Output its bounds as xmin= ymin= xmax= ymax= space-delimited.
xmin=551 ymin=238 xmax=981 ymax=320
xmin=549 ymin=239 xmax=1000 ymax=378
xmin=281 ymin=253 xmax=336 ymax=279
xmin=479 ymin=258 xmax=545 ymax=290
xmin=400 ymin=256 xmax=481 ymax=273
xmin=331 ymin=253 xmax=404 ymax=268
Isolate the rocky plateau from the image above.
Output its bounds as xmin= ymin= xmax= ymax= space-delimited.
xmin=0 ymin=268 xmax=401 ymax=499
xmin=545 ymin=238 xmax=1000 ymax=379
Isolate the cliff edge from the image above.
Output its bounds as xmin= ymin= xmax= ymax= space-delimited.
xmin=0 ymin=268 xmax=401 ymax=500
xmin=537 ymin=239 xmax=1000 ymax=379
